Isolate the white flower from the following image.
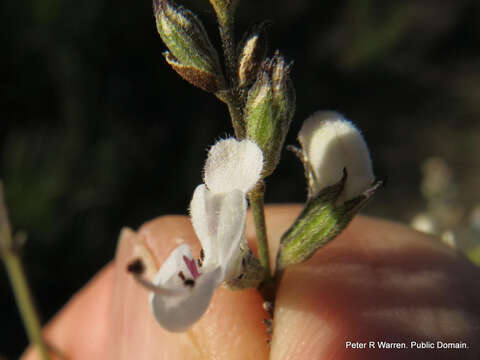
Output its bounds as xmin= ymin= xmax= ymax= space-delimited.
xmin=149 ymin=138 xmax=263 ymax=332
xmin=298 ymin=111 xmax=374 ymax=201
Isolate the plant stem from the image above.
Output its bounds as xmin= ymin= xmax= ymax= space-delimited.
xmin=216 ymin=10 xmax=246 ymax=139
xmin=248 ymin=181 xmax=271 ymax=281
xmin=0 ymin=184 xmax=50 ymax=360
xmin=225 ymin=97 xmax=245 ymax=139
xmin=3 ymin=251 xmax=50 ymax=359
xmin=215 ymin=3 xmax=273 ymax=294
xmin=218 ymin=17 xmax=236 ymax=88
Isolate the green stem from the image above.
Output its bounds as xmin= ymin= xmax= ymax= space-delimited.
xmin=218 ymin=17 xmax=236 ymax=88
xmin=3 ymin=251 xmax=50 ymax=360
xmin=226 ymin=97 xmax=245 ymax=139
xmin=216 ymin=10 xmax=246 ymax=139
xmin=0 ymin=183 xmax=50 ymax=360
xmin=248 ymin=182 xmax=271 ymax=281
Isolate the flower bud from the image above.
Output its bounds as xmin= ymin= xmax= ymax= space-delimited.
xmin=270 ymin=52 xmax=296 ymax=131
xmin=276 ymin=112 xmax=383 ymax=269
xmin=298 ymin=111 xmax=374 ymax=202
xmin=153 ymin=0 xmax=223 ymax=92
xmin=237 ymin=22 xmax=269 ymax=88
xmin=245 ymin=52 xmax=296 ymax=177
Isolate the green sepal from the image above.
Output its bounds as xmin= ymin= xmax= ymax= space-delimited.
xmin=245 ymin=72 xmax=275 ymax=174
xmin=224 ymin=249 xmax=264 ymax=290
xmin=277 ymin=171 xmax=383 ymax=270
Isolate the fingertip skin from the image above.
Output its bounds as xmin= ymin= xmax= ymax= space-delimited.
xmin=191 ymin=286 xmax=269 ymax=360
xmin=270 ymin=216 xmax=480 ymax=360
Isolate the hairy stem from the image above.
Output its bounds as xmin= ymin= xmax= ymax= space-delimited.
xmin=218 ymin=17 xmax=236 ymax=88
xmin=0 ymin=184 xmax=50 ymax=360
xmin=225 ymin=97 xmax=245 ymax=139
xmin=216 ymin=10 xmax=246 ymax=139
xmin=248 ymin=182 xmax=271 ymax=281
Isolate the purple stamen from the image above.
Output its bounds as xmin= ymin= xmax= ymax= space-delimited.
xmin=183 ymin=255 xmax=201 ymax=279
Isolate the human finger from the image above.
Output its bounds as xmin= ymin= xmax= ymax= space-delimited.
xmin=269 ymin=214 xmax=480 ymax=360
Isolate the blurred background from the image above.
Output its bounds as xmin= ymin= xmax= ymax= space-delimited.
xmin=1 ymin=0 xmax=480 ymax=357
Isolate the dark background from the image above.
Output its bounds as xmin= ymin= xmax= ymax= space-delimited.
xmin=1 ymin=0 xmax=480 ymax=357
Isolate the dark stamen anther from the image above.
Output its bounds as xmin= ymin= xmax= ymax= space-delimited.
xmin=200 ymin=248 xmax=205 ymax=261
xmin=127 ymin=258 xmax=145 ymax=275
xmin=197 ymin=258 xmax=203 ymax=267
xmin=184 ymin=279 xmax=195 ymax=287
xmin=178 ymin=271 xmax=186 ymax=281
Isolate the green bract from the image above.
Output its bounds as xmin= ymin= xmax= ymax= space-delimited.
xmin=277 ymin=171 xmax=383 ymax=270
xmin=224 ymin=247 xmax=264 ymax=290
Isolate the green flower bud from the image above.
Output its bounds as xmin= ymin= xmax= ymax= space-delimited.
xmin=277 ymin=171 xmax=383 ymax=270
xmin=153 ymin=0 xmax=223 ymax=92
xmin=237 ymin=22 xmax=269 ymax=88
xmin=271 ymin=52 xmax=296 ymax=133
xmin=245 ymin=52 xmax=296 ymax=177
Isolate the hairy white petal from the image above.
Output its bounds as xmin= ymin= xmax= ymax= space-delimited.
xmin=190 ymin=185 xmax=247 ymax=275
xmin=204 ymin=138 xmax=263 ymax=193
xmin=149 ymin=244 xmax=222 ymax=332
xmin=190 ymin=185 xmax=215 ymax=263
xmin=298 ymin=111 xmax=374 ymax=201
xmin=215 ymin=189 xmax=248 ymax=278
